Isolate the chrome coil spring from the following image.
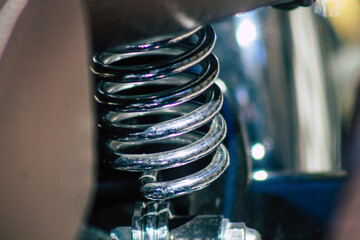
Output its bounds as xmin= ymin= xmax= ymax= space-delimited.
xmin=91 ymin=25 xmax=229 ymax=200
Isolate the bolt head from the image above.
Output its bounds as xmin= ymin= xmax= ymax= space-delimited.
xmin=223 ymin=222 xmax=261 ymax=240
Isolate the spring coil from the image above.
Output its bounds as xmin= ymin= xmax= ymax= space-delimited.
xmin=92 ymin=25 xmax=229 ymax=200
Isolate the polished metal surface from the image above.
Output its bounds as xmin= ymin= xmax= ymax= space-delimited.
xmin=92 ymin=25 xmax=229 ymax=200
xmin=205 ymin=3 xmax=360 ymax=239
xmin=212 ymin=7 xmax=342 ymax=176
xmin=110 ymin=201 xmax=261 ymax=240
xmin=288 ymin=8 xmax=339 ymax=172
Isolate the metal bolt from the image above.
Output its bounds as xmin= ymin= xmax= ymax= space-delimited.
xmin=109 ymin=202 xmax=262 ymax=240
xmin=221 ymin=220 xmax=262 ymax=240
xmin=111 ymin=221 xmax=262 ymax=240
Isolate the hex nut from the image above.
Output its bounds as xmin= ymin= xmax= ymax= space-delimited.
xmin=222 ymin=221 xmax=261 ymax=240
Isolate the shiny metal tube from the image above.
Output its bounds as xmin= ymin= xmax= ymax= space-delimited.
xmin=212 ymin=7 xmax=342 ymax=176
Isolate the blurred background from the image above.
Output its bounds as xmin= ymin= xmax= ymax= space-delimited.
xmin=209 ymin=1 xmax=360 ymax=239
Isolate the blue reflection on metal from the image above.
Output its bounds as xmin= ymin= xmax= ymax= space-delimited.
xmin=250 ymin=175 xmax=345 ymax=224
xmin=221 ymin=97 xmax=238 ymax=219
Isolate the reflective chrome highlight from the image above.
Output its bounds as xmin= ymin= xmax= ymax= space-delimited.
xmin=236 ymin=20 xmax=257 ymax=47
xmin=92 ymin=25 xmax=229 ymax=200
xmin=251 ymin=143 xmax=265 ymax=160
xmin=253 ymin=170 xmax=268 ymax=181
xmin=289 ymin=8 xmax=335 ymax=172
xmin=213 ymin=7 xmax=342 ymax=175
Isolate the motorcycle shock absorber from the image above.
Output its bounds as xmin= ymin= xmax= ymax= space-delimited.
xmin=91 ymin=24 xmax=261 ymax=240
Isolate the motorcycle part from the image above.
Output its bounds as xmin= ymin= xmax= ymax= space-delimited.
xmin=91 ymin=25 xmax=229 ymax=200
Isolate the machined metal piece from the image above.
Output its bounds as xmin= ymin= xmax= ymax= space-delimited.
xmin=110 ymin=201 xmax=261 ymax=240
xmin=92 ymin=25 xmax=229 ymax=200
